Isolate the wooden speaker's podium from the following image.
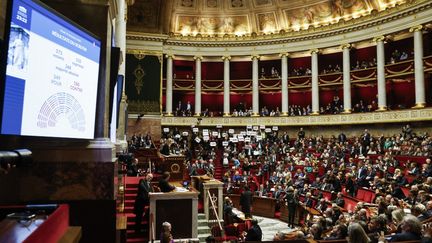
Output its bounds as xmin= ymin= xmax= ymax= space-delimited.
xmin=191 ymin=176 xmax=224 ymax=222
xmin=149 ymin=186 xmax=199 ymax=242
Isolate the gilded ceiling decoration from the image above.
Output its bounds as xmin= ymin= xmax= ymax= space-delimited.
xmin=127 ymin=0 xmax=408 ymax=36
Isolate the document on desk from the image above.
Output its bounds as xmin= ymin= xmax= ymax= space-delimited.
xmin=175 ymin=187 xmax=189 ymax=192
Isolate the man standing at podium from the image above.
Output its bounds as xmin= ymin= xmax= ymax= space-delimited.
xmin=159 ymin=172 xmax=176 ymax=192
xmin=134 ymin=173 xmax=153 ymax=233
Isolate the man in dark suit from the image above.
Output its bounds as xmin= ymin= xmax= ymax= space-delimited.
xmin=315 ymin=198 xmax=328 ymax=213
xmin=303 ymin=192 xmax=314 ymax=208
xmin=389 ymin=215 xmax=422 ymax=241
xmin=285 ymin=186 xmax=298 ymax=228
xmin=298 ymin=127 xmax=305 ymax=140
xmin=357 ymin=162 xmax=368 ymax=187
xmin=338 ymin=132 xmax=347 ymax=144
xmin=240 ymin=186 xmax=253 ymax=218
xmin=134 ymin=173 xmax=153 ymax=233
xmin=334 ymin=192 xmax=345 ymax=208
xmin=158 ymin=171 xmax=176 ymax=192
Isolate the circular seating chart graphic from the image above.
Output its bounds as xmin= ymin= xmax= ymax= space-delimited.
xmin=37 ymin=92 xmax=86 ymax=132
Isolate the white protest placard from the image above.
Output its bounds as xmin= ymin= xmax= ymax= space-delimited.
xmin=212 ymin=131 xmax=219 ymax=136
xmin=272 ymin=126 xmax=278 ymax=131
xmin=203 ymin=135 xmax=210 ymax=141
xmin=210 ymin=142 xmax=217 ymax=147
xmin=216 ymin=124 xmax=223 ymax=128
xmin=163 ymin=128 xmax=169 ymax=132
xmin=195 ymin=137 xmax=201 ymax=143
xmin=246 ymin=125 xmax=252 ymax=129
xmin=253 ymin=126 xmax=259 ymax=131
xmin=240 ymin=131 xmax=246 ymax=136
xmin=182 ymin=132 xmax=189 ymax=136
xmin=203 ymin=129 xmax=209 ymax=135
xmin=193 ymin=127 xmax=199 ymax=132
xmin=238 ymin=137 xmax=245 ymax=142
xmin=265 ymin=128 xmax=271 ymax=133
xmin=260 ymin=125 xmax=265 ymax=130
xmin=257 ymin=135 xmax=262 ymax=140
xmin=222 ymin=141 xmax=229 ymax=146
xmin=232 ymin=138 xmax=238 ymax=143
xmin=228 ymin=129 xmax=234 ymax=134
xmin=175 ymin=134 xmax=181 ymax=139
xmin=245 ymin=137 xmax=251 ymax=142
xmin=222 ymin=133 xmax=227 ymax=137
xmin=250 ymin=131 xmax=257 ymax=136
xmin=246 ymin=131 xmax=252 ymax=136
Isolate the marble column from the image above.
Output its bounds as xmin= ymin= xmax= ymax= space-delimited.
xmin=373 ymin=36 xmax=387 ymax=111
xmin=280 ymin=53 xmax=289 ymax=116
xmin=222 ymin=55 xmax=231 ymax=116
xmin=252 ymin=55 xmax=260 ymax=116
xmin=341 ymin=44 xmax=352 ymax=113
xmin=311 ymin=49 xmax=320 ymax=115
xmin=410 ymin=25 xmax=426 ymax=108
xmin=114 ymin=0 xmax=128 ymax=148
xmin=165 ymin=54 xmax=174 ymax=116
xmin=194 ymin=56 xmax=202 ymax=116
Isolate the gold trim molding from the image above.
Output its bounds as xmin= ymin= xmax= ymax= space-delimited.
xmin=372 ymin=36 xmax=386 ymax=43
xmin=126 ymin=1 xmax=432 ymax=47
xmin=340 ymin=43 xmax=352 ymax=50
xmin=127 ymin=49 xmax=163 ymax=56
xmin=409 ymin=25 xmax=423 ymax=32
xmin=160 ymin=108 xmax=432 ymax=127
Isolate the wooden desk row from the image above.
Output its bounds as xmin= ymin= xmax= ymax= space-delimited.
xmin=226 ymin=194 xmax=277 ymax=218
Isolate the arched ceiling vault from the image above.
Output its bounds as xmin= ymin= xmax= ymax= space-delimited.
xmin=127 ymin=0 xmax=409 ymax=37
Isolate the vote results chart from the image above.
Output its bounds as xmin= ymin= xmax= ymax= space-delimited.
xmin=4 ymin=0 xmax=100 ymax=139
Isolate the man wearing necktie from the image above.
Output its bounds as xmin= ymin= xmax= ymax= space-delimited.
xmin=134 ymin=173 xmax=153 ymax=233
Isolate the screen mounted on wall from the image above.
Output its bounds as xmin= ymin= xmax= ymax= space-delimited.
xmin=1 ymin=0 xmax=101 ymax=139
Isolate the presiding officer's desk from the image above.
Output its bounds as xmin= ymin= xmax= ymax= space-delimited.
xmin=149 ymin=183 xmax=199 ymax=241
xmin=226 ymin=194 xmax=277 ymax=218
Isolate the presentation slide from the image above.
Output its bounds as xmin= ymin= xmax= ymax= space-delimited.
xmin=2 ymin=0 xmax=100 ymax=139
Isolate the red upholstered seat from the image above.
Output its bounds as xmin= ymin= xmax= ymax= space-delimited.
xmin=356 ymin=189 xmax=365 ymax=201
xmin=236 ymin=223 xmax=247 ymax=236
xmin=344 ymin=196 xmax=359 ymax=213
xmin=401 ymin=186 xmax=410 ymax=197
xmin=224 ymin=225 xmax=238 ymax=237
xmin=321 ymin=191 xmax=332 ymax=201
xmin=406 ymin=175 xmax=416 ymax=184
xmin=363 ymin=192 xmax=373 ymax=203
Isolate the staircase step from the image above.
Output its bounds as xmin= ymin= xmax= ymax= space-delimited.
xmin=198 ymin=226 xmax=211 ymax=235
xmin=198 ymin=214 xmax=206 ymax=220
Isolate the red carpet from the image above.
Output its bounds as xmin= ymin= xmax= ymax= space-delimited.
xmin=213 ymin=148 xmax=224 ymax=180
xmin=121 ymin=177 xmax=148 ymax=243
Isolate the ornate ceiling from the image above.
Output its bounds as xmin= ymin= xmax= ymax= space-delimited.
xmin=127 ymin=0 xmax=408 ymax=36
